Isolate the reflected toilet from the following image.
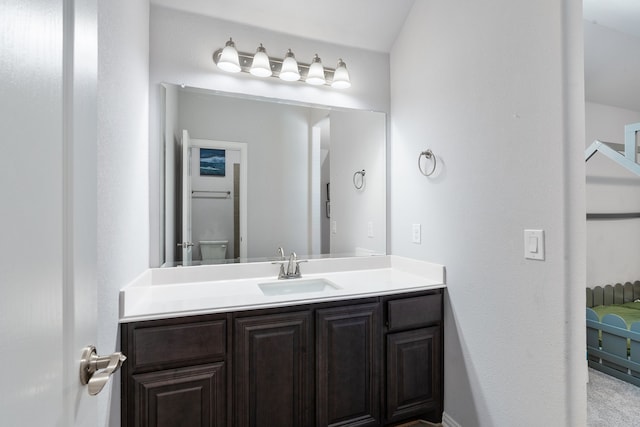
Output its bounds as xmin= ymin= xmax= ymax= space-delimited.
xmin=200 ymin=240 xmax=228 ymax=263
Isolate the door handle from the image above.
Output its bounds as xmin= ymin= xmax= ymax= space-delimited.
xmin=177 ymin=242 xmax=194 ymax=248
xmin=79 ymin=345 xmax=127 ymax=396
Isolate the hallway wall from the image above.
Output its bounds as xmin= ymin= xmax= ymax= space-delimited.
xmin=389 ymin=1 xmax=586 ymax=425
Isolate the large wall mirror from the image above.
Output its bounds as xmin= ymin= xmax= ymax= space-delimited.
xmin=157 ymin=84 xmax=386 ymax=267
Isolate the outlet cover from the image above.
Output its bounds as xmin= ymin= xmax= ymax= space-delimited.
xmin=412 ymin=224 xmax=421 ymax=244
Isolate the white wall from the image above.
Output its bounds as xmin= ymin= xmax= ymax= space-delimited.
xmin=148 ymin=5 xmax=391 ymax=266
xmin=390 ymin=1 xmax=586 ymax=426
xmin=319 ymin=118 xmax=331 ymax=253
xmin=585 ymin=102 xmax=640 ymax=285
xmin=148 ymin=5 xmax=389 ymax=112
xmin=330 ymin=110 xmax=387 ymax=256
xmin=163 ymin=84 xmax=179 ymax=265
xmin=97 ymin=0 xmax=149 ymax=425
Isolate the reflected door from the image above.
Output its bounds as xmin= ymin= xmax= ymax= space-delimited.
xmin=182 ymin=129 xmax=193 ymax=265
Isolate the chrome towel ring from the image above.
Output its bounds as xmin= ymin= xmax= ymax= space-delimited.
xmin=353 ymin=169 xmax=366 ymax=189
xmin=418 ymin=149 xmax=437 ymax=176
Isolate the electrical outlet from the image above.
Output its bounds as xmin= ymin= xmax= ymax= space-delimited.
xmin=412 ymin=224 xmax=421 ymax=244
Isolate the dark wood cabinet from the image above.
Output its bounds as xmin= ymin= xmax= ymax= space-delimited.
xmin=316 ymin=303 xmax=380 ymax=427
xmin=385 ymin=327 xmax=441 ymax=423
xmin=132 ymin=363 xmax=226 ymax=427
xmin=383 ymin=293 xmax=443 ymax=424
xmin=233 ymin=310 xmax=313 ymax=427
xmin=121 ymin=289 xmax=443 ymax=427
xmin=121 ymin=313 xmax=230 ymax=427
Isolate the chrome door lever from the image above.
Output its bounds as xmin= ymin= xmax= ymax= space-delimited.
xmin=79 ymin=345 xmax=127 ymax=396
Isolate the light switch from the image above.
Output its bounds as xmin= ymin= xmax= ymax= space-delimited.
xmin=367 ymin=221 xmax=374 ymax=238
xmin=332 ymin=221 xmax=337 ymax=234
xmin=524 ymin=229 xmax=544 ymax=260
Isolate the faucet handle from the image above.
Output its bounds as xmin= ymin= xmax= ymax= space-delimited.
xmin=294 ymin=259 xmax=308 ymax=276
xmin=277 ymin=247 xmax=285 ymax=260
xmin=271 ymin=261 xmax=287 ymax=279
xmin=287 ymin=252 xmax=298 ymax=276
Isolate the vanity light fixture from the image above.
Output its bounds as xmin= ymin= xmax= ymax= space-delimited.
xmin=331 ymin=59 xmax=351 ymax=89
xmin=216 ymin=38 xmax=241 ymax=73
xmin=250 ymin=44 xmax=272 ymax=77
xmin=306 ymin=54 xmax=326 ymax=85
xmin=213 ymin=39 xmax=351 ymax=89
xmin=279 ymin=49 xmax=301 ymax=81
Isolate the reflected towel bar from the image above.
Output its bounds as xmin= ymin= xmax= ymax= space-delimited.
xmin=587 ymin=212 xmax=640 ymax=220
xmin=192 ymin=190 xmax=231 ymax=199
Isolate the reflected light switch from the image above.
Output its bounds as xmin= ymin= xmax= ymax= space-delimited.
xmin=524 ymin=229 xmax=544 ymax=260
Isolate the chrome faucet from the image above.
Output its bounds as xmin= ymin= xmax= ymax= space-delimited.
xmin=272 ymin=249 xmax=307 ymax=279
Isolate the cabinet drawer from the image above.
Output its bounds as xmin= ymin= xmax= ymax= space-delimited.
xmin=387 ymin=294 xmax=441 ymax=331
xmin=130 ymin=319 xmax=226 ymax=371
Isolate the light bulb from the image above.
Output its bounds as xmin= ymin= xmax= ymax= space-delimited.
xmin=331 ymin=58 xmax=351 ymax=89
xmin=306 ymin=54 xmax=326 ymax=85
xmin=250 ymin=44 xmax=272 ymax=77
xmin=217 ymin=38 xmax=241 ymax=73
xmin=279 ymin=49 xmax=300 ymax=82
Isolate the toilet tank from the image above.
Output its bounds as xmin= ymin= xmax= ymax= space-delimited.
xmin=199 ymin=240 xmax=228 ymax=262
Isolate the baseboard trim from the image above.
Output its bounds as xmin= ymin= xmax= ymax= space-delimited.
xmin=442 ymin=412 xmax=461 ymax=427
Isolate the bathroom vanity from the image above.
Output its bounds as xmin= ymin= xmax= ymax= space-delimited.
xmin=119 ymin=256 xmax=445 ymax=426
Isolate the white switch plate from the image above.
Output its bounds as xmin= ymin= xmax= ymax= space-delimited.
xmin=524 ymin=229 xmax=544 ymax=260
xmin=412 ymin=224 xmax=421 ymax=244
xmin=332 ymin=221 xmax=337 ymax=234
xmin=367 ymin=221 xmax=374 ymax=238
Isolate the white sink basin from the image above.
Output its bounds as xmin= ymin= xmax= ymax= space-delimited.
xmin=258 ymin=278 xmax=341 ymax=296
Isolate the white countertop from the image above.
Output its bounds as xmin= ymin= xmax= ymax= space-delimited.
xmin=119 ymin=255 xmax=446 ymax=322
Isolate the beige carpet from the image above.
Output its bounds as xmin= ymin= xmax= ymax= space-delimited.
xmin=588 ymin=368 xmax=640 ymax=427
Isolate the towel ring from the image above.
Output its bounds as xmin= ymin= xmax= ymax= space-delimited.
xmin=353 ymin=169 xmax=366 ymax=190
xmin=418 ymin=149 xmax=437 ymax=177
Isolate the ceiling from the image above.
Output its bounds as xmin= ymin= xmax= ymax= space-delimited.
xmin=150 ymin=0 xmax=640 ymax=111
xmin=149 ymin=0 xmax=416 ymax=53
xmin=583 ymin=0 xmax=640 ymax=39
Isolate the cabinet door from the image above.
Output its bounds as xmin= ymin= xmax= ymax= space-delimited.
xmin=234 ymin=311 xmax=313 ymax=427
xmin=316 ymin=303 xmax=381 ymax=427
xmin=386 ymin=326 xmax=442 ymax=423
xmin=132 ymin=363 xmax=226 ymax=427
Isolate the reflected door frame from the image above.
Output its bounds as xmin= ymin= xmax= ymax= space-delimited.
xmin=190 ymin=138 xmax=248 ymax=260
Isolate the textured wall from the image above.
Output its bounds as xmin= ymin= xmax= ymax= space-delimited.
xmin=389 ymin=1 xmax=586 ymax=425
xmin=97 ymin=0 xmax=149 ymax=425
